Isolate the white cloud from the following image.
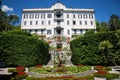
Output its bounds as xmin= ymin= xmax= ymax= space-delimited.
xmin=1 ymin=5 xmax=13 ymax=12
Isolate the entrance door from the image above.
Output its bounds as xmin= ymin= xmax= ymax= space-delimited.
xmin=57 ymin=29 xmax=61 ymax=34
xmin=55 ymin=26 xmax=63 ymax=35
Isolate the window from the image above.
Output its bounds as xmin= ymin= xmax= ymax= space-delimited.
xmin=48 ymin=14 xmax=52 ymax=18
xmin=85 ymin=21 xmax=87 ymax=25
xmin=57 ymin=20 xmax=60 ymax=25
xmin=30 ymin=21 xmax=32 ymax=25
xmin=29 ymin=14 xmax=34 ymax=19
xmin=41 ymin=21 xmax=44 ymax=25
xmin=35 ymin=30 xmax=37 ymax=33
xmin=48 ymin=20 xmax=51 ymax=25
xmin=41 ymin=30 xmax=43 ymax=34
xmin=80 ymin=30 xmax=82 ymax=34
xmin=73 ymin=21 xmax=76 ymax=25
xmin=67 ymin=20 xmax=69 ymax=25
xmin=83 ymin=14 xmax=87 ymax=19
xmin=47 ymin=29 xmax=51 ymax=35
xmin=41 ymin=14 xmax=45 ymax=19
xmin=79 ymin=21 xmax=82 ymax=25
xmin=29 ymin=30 xmax=32 ymax=32
xmin=74 ymin=30 xmax=76 ymax=34
xmin=78 ymin=14 xmax=82 ymax=19
xmin=67 ymin=29 xmax=70 ymax=35
xmin=23 ymin=15 xmax=25 ymax=19
xmin=36 ymin=21 xmax=38 ymax=25
xmin=91 ymin=21 xmax=93 ymax=25
xmin=23 ymin=14 xmax=28 ymax=19
xmin=89 ymin=14 xmax=93 ymax=19
xmin=73 ymin=14 xmax=76 ymax=18
xmin=24 ymin=21 xmax=27 ymax=25
xmin=35 ymin=14 xmax=39 ymax=19
xmin=67 ymin=14 xmax=69 ymax=18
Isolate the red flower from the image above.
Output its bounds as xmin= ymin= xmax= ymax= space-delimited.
xmin=62 ymin=75 xmax=73 ymax=78
xmin=77 ymin=64 xmax=83 ymax=67
xmin=95 ymin=66 xmax=103 ymax=70
xmin=36 ymin=65 xmax=42 ymax=68
xmin=16 ymin=66 xmax=25 ymax=72
xmin=97 ymin=70 xmax=107 ymax=74
xmin=17 ymin=71 xmax=26 ymax=75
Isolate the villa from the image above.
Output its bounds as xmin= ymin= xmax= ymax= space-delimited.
xmin=21 ymin=1 xmax=96 ymax=38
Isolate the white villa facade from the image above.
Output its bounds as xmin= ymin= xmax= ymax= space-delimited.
xmin=21 ymin=2 xmax=96 ymax=38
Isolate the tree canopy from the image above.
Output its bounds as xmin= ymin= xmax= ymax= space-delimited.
xmin=0 ymin=0 xmax=19 ymax=32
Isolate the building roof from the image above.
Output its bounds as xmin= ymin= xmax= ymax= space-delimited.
xmin=22 ymin=2 xmax=94 ymax=12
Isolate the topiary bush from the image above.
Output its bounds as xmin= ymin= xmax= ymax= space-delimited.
xmin=71 ymin=31 xmax=119 ymax=66
xmin=0 ymin=30 xmax=49 ymax=67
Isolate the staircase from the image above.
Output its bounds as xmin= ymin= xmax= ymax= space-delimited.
xmin=47 ymin=35 xmax=73 ymax=66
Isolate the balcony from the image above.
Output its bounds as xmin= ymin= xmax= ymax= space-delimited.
xmin=54 ymin=12 xmax=63 ymax=20
xmin=54 ymin=17 xmax=63 ymax=20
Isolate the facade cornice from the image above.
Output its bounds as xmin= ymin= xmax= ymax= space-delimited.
xmin=23 ymin=8 xmax=94 ymax=13
xmin=22 ymin=2 xmax=94 ymax=13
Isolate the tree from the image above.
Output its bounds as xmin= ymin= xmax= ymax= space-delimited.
xmin=0 ymin=0 xmax=19 ymax=32
xmin=109 ymin=14 xmax=120 ymax=31
xmin=9 ymin=14 xmax=19 ymax=25
xmin=84 ymin=30 xmax=95 ymax=36
xmin=96 ymin=21 xmax=108 ymax=32
xmin=99 ymin=40 xmax=113 ymax=65
xmin=0 ymin=0 xmax=2 ymax=6
xmin=13 ymin=25 xmax=20 ymax=30
xmin=100 ymin=22 xmax=108 ymax=32
xmin=96 ymin=21 xmax=101 ymax=31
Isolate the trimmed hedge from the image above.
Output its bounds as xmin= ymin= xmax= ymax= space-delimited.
xmin=70 ymin=31 xmax=120 ymax=65
xmin=0 ymin=30 xmax=49 ymax=67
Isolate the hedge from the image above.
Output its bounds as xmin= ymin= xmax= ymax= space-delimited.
xmin=0 ymin=30 xmax=49 ymax=67
xmin=70 ymin=31 xmax=120 ymax=65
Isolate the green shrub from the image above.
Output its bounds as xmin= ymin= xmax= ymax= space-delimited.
xmin=15 ymin=75 xmax=27 ymax=80
xmin=8 ymin=68 xmax=17 ymax=73
xmin=4 ymin=30 xmax=31 ymax=36
xmin=57 ymin=44 xmax=62 ymax=48
xmin=94 ymin=73 xmax=106 ymax=78
xmin=71 ymin=31 xmax=119 ymax=66
xmin=10 ymin=77 xmax=14 ymax=80
xmin=106 ymin=73 xmax=119 ymax=79
xmin=26 ymin=77 xmax=38 ymax=80
xmin=103 ymin=67 xmax=112 ymax=71
xmin=0 ymin=30 xmax=49 ymax=67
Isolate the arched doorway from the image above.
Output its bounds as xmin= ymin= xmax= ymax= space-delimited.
xmin=54 ymin=26 xmax=63 ymax=35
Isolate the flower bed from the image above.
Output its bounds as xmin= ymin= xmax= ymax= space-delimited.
xmin=8 ymin=66 xmax=27 ymax=80
xmin=26 ymin=75 xmax=94 ymax=80
xmin=29 ymin=66 xmax=91 ymax=75
xmin=93 ymin=66 xmax=119 ymax=79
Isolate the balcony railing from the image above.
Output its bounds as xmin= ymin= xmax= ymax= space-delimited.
xmin=54 ymin=17 xmax=63 ymax=20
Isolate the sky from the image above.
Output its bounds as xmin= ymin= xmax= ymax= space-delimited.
xmin=1 ymin=0 xmax=120 ymax=25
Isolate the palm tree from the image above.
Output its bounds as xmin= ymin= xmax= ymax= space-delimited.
xmin=99 ymin=40 xmax=113 ymax=64
xmin=9 ymin=14 xmax=19 ymax=25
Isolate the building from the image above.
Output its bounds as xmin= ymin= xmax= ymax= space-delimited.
xmin=21 ymin=1 xmax=96 ymax=38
